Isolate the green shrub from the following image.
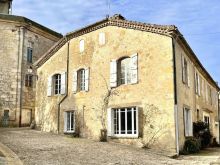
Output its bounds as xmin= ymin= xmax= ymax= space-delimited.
xmin=183 ymin=137 xmax=201 ymax=154
xmin=193 ymin=121 xmax=213 ymax=148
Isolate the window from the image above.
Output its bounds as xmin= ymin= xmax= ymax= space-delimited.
xmin=72 ymin=68 xmax=89 ymax=93
xmin=99 ymin=32 xmax=105 ymax=45
xmin=64 ymin=111 xmax=75 ymax=133
xmin=197 ymin=109 xmax=200 ymax=121
xmin=118 ymin=57 xmax=132 ymax=85
xmin=79 ymin=39 xmax=85 ymax=53
xmin=53 ymin=74 xmax=61 ymax=95
xmin=25 ymin=74 xmax=33 ymax=87
xmin=78 ymin=69 xmax=85 ymax=91
xmin=207 ymin=85 xmax=212 ymax=105
xmin=109 ymin=107 xmax=138 ymax=137
xmin=184 ymin=107 xmax=192 ymax=137
xmin=182 ymin=56 xmax=189 ymax=86
xmin=110 ymin=53 xmax=138 ymax=88
xmin=195 ymin=72 xmax=200 ymax=95
xmin=27 ymin=47 xmax=33 ymax=63
xmin=203 ymin=112 xmax=210 ymax=127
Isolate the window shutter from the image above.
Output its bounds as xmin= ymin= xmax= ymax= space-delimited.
xmin=85 ymin=68 xmax=89 ymax=92
xmin=47 ymin=76 xmax=52 ymax=96
xmin=110 ymin=60 xmax=117 ymax=88
xmin=189 ymin=110 xmax=193 ymax=136
xmin=195 ymin=71 xmax=197 ymax=94
xmin=64 ymin=112 xmax=67 ymax=132
xmin=107 ymin=108 xmax=113 ymax=136
xmin=187 ymin=62 xmax=190 ymax=87
xmin=72 ymin=71 xmax=78 ymax=93
xmin=61 ymin=72 xmax=66 ymax=95
xmin=130 ymin=53 xmax=138 ymax=84
xmin=183 ymin=108 xmax=188 ymax=136
xmin=136 ymin=106 xmax=139 ymax=137
xmin=181 ymin=54 xmax=185 ymax=83
xmin=198 ymin=75 xmax=201 ymax=96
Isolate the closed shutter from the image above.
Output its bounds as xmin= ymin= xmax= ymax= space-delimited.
xmin=107 ymin=108 xmax=113 ymax=136
xmin=130 ymin=53 xmax=138 ymax=84
xmin=85 ymin=68 xmax=89 ymax=92
xmin=47 ymin=76 xmax=52 ymax=96
xmin=61 ymin=72 xmax=66 ymax=94
xmin=110 ymin=60 xmax=117 ymax=87
xmin=73 ymin=71 xmax=78 ymax=93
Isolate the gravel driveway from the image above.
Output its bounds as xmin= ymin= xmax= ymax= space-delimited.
xmin=0 ymin=128 xmax=219 ymax=165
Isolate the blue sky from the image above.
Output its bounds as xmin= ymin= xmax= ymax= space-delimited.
xmin=13 ymin=0 xmax=220 ymax=84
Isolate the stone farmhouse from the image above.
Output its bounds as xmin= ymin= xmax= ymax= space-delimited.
xmin=34 ymin=14 xmax=220 ymax=153
xmin=0 ymin=0 xmax=62 ymax=127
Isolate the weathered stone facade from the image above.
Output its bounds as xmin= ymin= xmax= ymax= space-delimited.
xmin=0 ymin=13 xmax=62 ymax=126
xmin=34 ymin=15 xmax=219 ymax=154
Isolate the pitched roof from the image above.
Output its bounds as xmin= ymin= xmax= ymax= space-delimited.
xmin=34 ymin=14 xmax=219 ymax=90
xmin=0 ymin=14 xmax=62 ymax=38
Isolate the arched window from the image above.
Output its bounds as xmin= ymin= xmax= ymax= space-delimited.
xmin=118 ymin=57 xmax=131 ymax=85
xmin=78 ymin=69 xmax=85 ymax=91
xmin=53 ymin=74 xmax=61 ymax=94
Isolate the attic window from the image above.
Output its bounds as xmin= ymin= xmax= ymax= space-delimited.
xmin=99 ymin=32 xmax=105 ymax=45
xmin=79 ymin=39 xmax=85 ymax=53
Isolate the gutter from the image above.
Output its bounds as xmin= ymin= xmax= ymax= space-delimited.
xmin=18 ymin=27 xmax=24 ymax=127
xmin=172 ymin=37 xmax=179 ymax=155
xmin=57 ymin=39 xmax=69 ymax=133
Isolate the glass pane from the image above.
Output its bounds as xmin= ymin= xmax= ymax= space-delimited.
xmin=134 ymin=109 xmax=136 ymax=132
xmin=71 ymin=112 xmax=74 ymax=131
xmin=127 ymin=108 xmax=132 ymax=134
xmin=67 ymin=112 xmax=70 ymax=131
xmin=120 ymin=109 xmax=125 ymax=134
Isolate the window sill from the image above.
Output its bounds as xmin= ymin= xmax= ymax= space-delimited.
xmin=64 ymin=131 xmax=75 ymax=134
xmin=110 ymin=134 xmax=138 ymax=139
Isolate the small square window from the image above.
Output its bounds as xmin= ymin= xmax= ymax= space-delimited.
xmin=25 ymin=74 xmax=33 ymax=87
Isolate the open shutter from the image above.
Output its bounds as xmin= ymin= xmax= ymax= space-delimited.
xmin=130 ymin=53 xmax=138 ymax=84
xmin=85 ymin=68 xmax=89 ymax=92
xmin=183 ymin=108 xmax=188 ymax=137
xmin=187 ymin=63 xmax=190 ymax=87
xmin=73 ymin=71 xmax=78 ymax=93
xmin=110 ymin=60 xmax=117 ymax=88
xmin=198 ymin=75 xmax=201 ymax=96
xmin=47 ymin=76 xmax=52 ymax=96
xmin=107 ymin=108 xmax=113 ymax=136
xmin=61 ymin=72 xmax=66 ymax=95
xmin=181 ymin=54 xmax=186 ymax=83
xmin=64 ymin=112 xmax=67 ymax=132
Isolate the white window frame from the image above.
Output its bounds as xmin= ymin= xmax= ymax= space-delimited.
xmin=64 ymin=111 xmax=75 ymax=133
xmin=79 ymin=39 xmax=85 ymax=53
xmin=78 ymin=69 xmax=85 ymax=91
xmin=54 ymin=74 xmax=61 ymax=95
xmin=203 ymin=111 xmax=210 ymax=126
xmin=184 ymin=107 xmax=193 ymax=137
xmin=112 ymin=107 xmax=138 ymax=138
xmin=118 ymin=57 xmax=132 ymax=85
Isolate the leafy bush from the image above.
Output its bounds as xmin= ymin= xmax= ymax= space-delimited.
xmin=182 ymin=137 xmax=201 ymax=154
xmin=193 ymin=121 xmax=213 ymax=148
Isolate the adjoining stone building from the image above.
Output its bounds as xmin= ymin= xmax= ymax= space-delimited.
xmin=34 ymin=14 xmax=219 ymax=154
xmin=0 ymin=0 xmax=62 ymax=127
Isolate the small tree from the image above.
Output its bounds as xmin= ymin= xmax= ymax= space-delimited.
xmin=141 ymin=104 xmax=167 ymax=149
xmin=93 ymin=74 xmax=118 ymax=142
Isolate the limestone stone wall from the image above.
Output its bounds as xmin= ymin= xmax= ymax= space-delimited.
xmin=174 ymin=40 xmax=219 ymax=149
xmin=36 ymin=26 xmax=176 ymax=151
xmin=0 ymin=19 xmax=61 ymax=126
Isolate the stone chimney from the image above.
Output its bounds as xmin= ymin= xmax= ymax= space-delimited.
xmin=0 ymin=0 xmax=12 ymax=14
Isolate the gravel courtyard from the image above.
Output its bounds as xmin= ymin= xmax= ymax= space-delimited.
xmin=0 ymin=128 xmax=220 ymax=165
